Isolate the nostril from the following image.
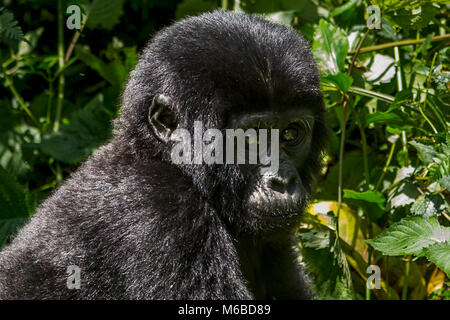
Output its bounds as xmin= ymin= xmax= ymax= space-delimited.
xmin=267 ymin=178 xmax=287 ymax=193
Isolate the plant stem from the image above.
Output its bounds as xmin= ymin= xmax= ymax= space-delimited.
xmin=348 ymin=34 xmax=450 ymax=55
xmin=65 ymin=13 xmax=87 ymax=63
xmin=385 ymin=256 xmax=389 ymax=296
xmin=348 ymin=86 xmax=394 ymax=103
xmin=394 ymin=46 xmax=409 ymax=159
xmin=54 ymin=0 xmax=65 ymax=134
xmin=336 ymin=98 xmax=348 ymax=237
xmin=336 ymin=29 xmax=369 ymax=232
xmin=418 ymin=52 xmax=439 ymax=134
xmin=375 ymin=141 xmax=396 ymax=191
xmin=359 ymin=125 xmax=370 ymax=186
xmin=52 ymin=0 xmax=65 ymax=184
xmin=402 ymin=256 xmax=411 ymax=300
xmin=46 ymin=80 xmax=54 ymax=126
xmin=222 ymin=0 xmax=229 ymax=10
xmin=365 ymin=247 xmax=372 ymax=300
xmin=0 ymin=51 xmax=42 ymax=131
xmin=4 ymin=74 xmax=43 ymax=131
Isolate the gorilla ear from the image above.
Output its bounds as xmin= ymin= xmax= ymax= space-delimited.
xmin=148 ymin=94 xmax=178 ymax=143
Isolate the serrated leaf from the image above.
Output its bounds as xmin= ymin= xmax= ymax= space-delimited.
xmin=393 ymin=166 xmax=415 ymax=183
xmin=438 ymin=175 xmax=450 ymax=191
xmin=0 ymin=11 xmax=24 ymax=42
xmin=39 ymin=94 xmax=112 ymax=164
xmin=313 ymin=19 xmax=348 ymax=74
xmin=367 ymin=216 xmax=450 ymax=256
xmin=424 ymin=242 xmax=450 ymax=278
xmin=299 ymin=228 xmax=353 ymax=299
xmin=389 ymin=181 xmax=420 ymax=208
xmin=0 ymin=167 xmax=31 ymax=249
xmin=85 ymin=0 xmax=124 ymax=30
xmin=364 ymin=54 xmax=396 ymax=85
xmin=411 ymin=194 xmax=446 ymax=218
xmin=76 ymin=45 xmax=125 ymax=86
xmin=409 ymin=141 xmax=439 ymax=164
xmin=300 ymin=229 xmax=330 ymax=249
xmin=387 ymin=4 xmax=437 ymax=31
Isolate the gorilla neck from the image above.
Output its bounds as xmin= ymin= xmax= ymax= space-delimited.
xmin=235 ymin=233 xmax=299 ymax=299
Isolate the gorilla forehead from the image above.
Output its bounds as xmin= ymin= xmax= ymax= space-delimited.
xmin=134 ymin=10 xmax=321 ymax=116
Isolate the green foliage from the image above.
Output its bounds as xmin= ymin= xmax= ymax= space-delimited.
xmin=0 ymin=7 xmax=23 ymax=44
xmin=39 ymin=94 xmax=112 ymax=164
xmin=0 ymin=167 xmax=32 ymax=248
xmin=84 ymin=0 xmax=125 ymax=30
xmin=299 ymin=214 xmax=354 ymax=299
xmin=175 ymin=0 xmax=217 ymax=19
xmin=367 ymin=216 xmax=450 ymax=256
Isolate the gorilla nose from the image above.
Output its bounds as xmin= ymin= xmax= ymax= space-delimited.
xmin=266 ymin=175 xmax=299 ymax=195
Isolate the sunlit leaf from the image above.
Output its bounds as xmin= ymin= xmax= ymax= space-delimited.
xmin=367 ymin=216 xmax=450 ymax=256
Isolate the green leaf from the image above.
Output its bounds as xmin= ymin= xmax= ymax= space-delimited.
xmin=386 ymin=4 xmax=437 ymax=31
xmin=363 ymin=54 xmax=396 ymax=85
xmin=39 ymin=94 xmax=112 ymax=164
xmin=424 ymin=242 xmax=450 ymax=277
xmin=366 ymin=111 xmax=404 ymax=126
xmin=411 ymin=194 xmax=446 ymax=218
xmin=300 ymin=229 xmax=330 ymax=249
xmin=0 ymin=10 xmax=24 ymax=43
xmin=343 ymin=189 xmax=385 ymax=210
xmin=267 ymin=11 xmax=296 ymax=26
xmin=17 ymin=27 xmax=44 ymax=56
xmin=76 ymin=45 xmax=126 ymax=86
xmin=438 ymin=175 xmax=450 ymax=191
xmin=299 ymin=227 xmax=354 ymax=299
xmin=409 ymin=141 xmax=439 ymax=164
xmin=175 ymin=0 xmax=216 ymax=19
xmin=330 ymin=0 xmax=358 ymax=17
xmin=313 ymin=19 xmax=348 ymax=74
xmin=85 ymin=0 xmax=124 ymax=30
xmin=367 ymin=216 xmax=450 ymax=256
xmin=397 ymin=150 xmax=409 ymax=167
xmin=388 ymin=181 xmax=420 ymax=208
xmin=0 ymin=167 xmax=31 ymax=249
xmin=323 ymin=73 xmax=353 ymax=93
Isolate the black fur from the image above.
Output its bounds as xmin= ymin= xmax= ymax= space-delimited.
xmin=0 ymin=11 xmax=326 ymax=299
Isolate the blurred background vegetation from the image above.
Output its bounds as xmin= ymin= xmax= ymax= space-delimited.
xmin=0 ymin=0 xmax=449 ymax=300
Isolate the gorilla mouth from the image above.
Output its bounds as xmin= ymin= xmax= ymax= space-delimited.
xmin=250 ymin=197 xmax=306 ymax=221
xmin=261 ymin=211 xmax=301 ymax=220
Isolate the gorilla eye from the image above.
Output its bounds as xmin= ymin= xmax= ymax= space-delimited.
xmin=281 ymin=124 xmax=305 ymax=145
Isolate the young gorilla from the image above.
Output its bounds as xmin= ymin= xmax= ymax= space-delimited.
xmin=0 ymin=10 xmax=327 ymax=299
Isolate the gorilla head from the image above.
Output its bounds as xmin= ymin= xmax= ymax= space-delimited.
xmin=117 ymin=11 xmax=327 ymax=236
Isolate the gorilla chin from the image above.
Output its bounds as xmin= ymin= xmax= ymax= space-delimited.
xmin=245 ymin=177 xmax=309 ymax=231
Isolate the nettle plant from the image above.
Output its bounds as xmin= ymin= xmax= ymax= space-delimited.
xmin=307 ymin=1 xmax=449 ymax=299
